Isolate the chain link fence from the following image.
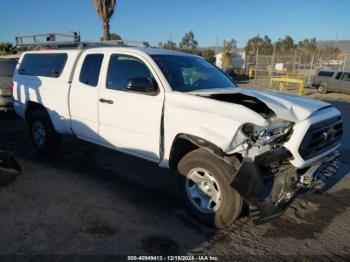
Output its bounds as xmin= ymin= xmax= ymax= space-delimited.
xmin=242 ymin=51 xmax=349 ymax=93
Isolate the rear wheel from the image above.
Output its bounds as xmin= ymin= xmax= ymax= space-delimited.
xmin=176 ymin=148 xmax=243 ymax=228
xmin=318 ymin=84 xmax=327 ymax=94
xmin=28 ymin=110 xmax=60 ymax=154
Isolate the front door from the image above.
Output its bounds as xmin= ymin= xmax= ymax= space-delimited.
xmin=98 ymin=53 xmax=164 ymax=162
xmin=339 ymin=72 xmax=350 ymax=94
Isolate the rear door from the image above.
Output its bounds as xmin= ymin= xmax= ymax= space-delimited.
xmin=70 ymin=52 xmax=104 ymax=141
xmin=97 ymin=51 xmax=164 ymax=162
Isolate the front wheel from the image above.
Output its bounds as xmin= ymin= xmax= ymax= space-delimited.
xmin=176 ymin=148 xmax=243 ymax=228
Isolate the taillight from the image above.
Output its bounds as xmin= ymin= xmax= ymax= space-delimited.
xmin=9 ymin=83 xmax=14 ymax=96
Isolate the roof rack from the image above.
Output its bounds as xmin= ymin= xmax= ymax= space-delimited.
xmin=16 ymin=32 xmax=80 ymax=48
xmin=15 ymin=32 xmax=148 ymax=50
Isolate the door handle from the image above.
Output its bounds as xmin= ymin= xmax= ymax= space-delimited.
xmin=99 ymin=98 xmax=114 ymax=104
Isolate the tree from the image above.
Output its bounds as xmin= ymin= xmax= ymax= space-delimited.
xmin=100 ymin=32 xmax=121 ymax=41
xmin=179 ymin=31 xmax=198 ymax=53
xmin=159 ymin=40 xmax=177 ymax=50
xmin=110 ymin=33 xmax=121 ymax=40
xmin=143 ymin=42 xmax=150 ymax=48
xmin=274 ymin=35 xmax=296 ymax=53
xmin=93 ymin=0 xmax=117 ymax=41
xmin=0 ymin=42 xmax=14 ymax=56
xmin=221 ymin=39 xmax=236 ymax=70
xmin=320 ymin=45 xmax=341 ymax=60
xmin=245 ymin=35 xmax=273 ymax=55
xmin=259 ymin=35 xmax=274 ymax=55
xmin=201 ymin=49 xmax=216 ymax=63
xmin=298 ymin=38 xmax=317 ymax=51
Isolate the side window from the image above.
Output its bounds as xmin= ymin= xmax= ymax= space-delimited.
xmin=318 ymin=71 xmax=334 ymax=77
xmin=335 ymin=72 xmax=343 ymax=80
xmin=18 ymin=53 xmax=67 ymax=77
xmin=341 ymin=73 xmax=350 ymax=82
xmin=79 ymin=54 xmax=104 ymax=86
xmin=106 ymin=55 xmax=156 ymax=92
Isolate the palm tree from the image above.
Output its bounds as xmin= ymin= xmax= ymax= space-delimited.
xmin=93 ymin=0 xmax=117 ymax=41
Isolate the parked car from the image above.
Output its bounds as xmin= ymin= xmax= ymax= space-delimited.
xmin=12 ymin=48 xmax=343 ymax=228
xmin=312 ymin=70 xmax=350 ymax=94
xmin=0 ymin=57 xmax=18 ymax=111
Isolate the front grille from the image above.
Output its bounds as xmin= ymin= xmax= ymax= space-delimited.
xmin=299 ymin=116 xmax=343 ymax=160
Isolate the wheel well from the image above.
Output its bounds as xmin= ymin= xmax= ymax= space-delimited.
xmin=168 ymin=134 xmax=226 ymax=169
xmin=25 ymin=102 xmax=46 ymax=121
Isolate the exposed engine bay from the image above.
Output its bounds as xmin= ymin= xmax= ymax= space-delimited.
xmin=206 ymin=93 xmax=274 ymax=119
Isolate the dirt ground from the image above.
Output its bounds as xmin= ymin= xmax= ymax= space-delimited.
xmin=0 ymin=88 xmax=349 ymax=260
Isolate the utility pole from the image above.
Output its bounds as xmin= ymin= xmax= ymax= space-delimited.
xmin=254 ymin=35 xmax=259 ymax=86
xmin=216 ymin=36 xmax=219 ymax=54
xmin=292 ymin=49 xmax=297 ymax=74
xmin=270 ymin=46 xmax=276 ymax=77
xmin=308 ymin=53 xmax=315 ymax=87
xmin=342 ymin=55 xmax=347 ymax=71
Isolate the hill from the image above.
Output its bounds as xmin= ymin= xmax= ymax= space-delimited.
xmin=317 ymin=40 xmax=350 ymax=53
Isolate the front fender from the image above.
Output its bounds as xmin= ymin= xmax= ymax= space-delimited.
xmin=160 ymin=92 xmax=267 ymax=167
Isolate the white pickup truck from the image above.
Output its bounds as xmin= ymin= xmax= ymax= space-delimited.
xmin=13 ymin=47 xmax=343 ymax=228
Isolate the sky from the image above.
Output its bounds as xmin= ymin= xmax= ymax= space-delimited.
xmin=0 ymin=0 xmax=349 ymax=48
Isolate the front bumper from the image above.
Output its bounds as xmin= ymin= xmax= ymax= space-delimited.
xmin=230 ymin=149 xmax=341 ymax=224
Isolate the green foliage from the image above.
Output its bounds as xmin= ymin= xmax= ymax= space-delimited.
xmin=245 ymin=35 xmax=273 ymax=55
xmin=100 ymin=32 xmax=121 ymax=41
xmin=158 ymin=40 xmax=177 ymax=50
xmin=110 ymin=33 xmax=122 ymax=40
xmin=274 ymin=35 xmax=296 ymax=53
xmin=298 ymin=38 xmax=317 ymax=51
xmin=0 ymin=42 xmax=14 ymax=56
xmin=201 ymin=49 xmax=216 ymax=63
xmin=179 ymin=31 xmax=198 ymax=53
xmin=221 ymin=39 xmax=236 ymax=70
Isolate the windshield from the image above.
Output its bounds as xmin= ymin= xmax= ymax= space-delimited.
xmin=152 ymin=55 xmax=237 ymax=92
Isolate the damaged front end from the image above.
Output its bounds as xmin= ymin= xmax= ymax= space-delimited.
xmin=188 ymin=89 xmax=342 ymax=224
xmin=227 ymin=113 xmax=342 ymax=224
xmin=230 ymin=148 xmax=341 ymax=224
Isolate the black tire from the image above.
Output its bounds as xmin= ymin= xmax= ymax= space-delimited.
xmin=28 ymin=110 xmax=60 ymax=154
xmin=176 ymin=148 xmax=243 ymax=229
xmin=0 ymin=151 xmax=21 ymax=185
xmin=318 ymin=84 xmax=327 ymax=94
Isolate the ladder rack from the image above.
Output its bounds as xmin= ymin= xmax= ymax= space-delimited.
xmin=15 ymin=32 xmax=148 ymax=50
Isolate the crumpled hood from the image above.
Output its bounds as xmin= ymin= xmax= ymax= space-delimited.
xmin=189 ymin=87 xmax=331 ymax=122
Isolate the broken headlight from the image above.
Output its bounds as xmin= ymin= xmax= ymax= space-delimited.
xmin=242 ymin=121 xmax=292 ymax=145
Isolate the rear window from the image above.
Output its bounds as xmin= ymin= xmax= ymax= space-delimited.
xmin=18 ymin=53 xmax=67 ymax=78
xmin=79 ymin=54 xmax=104 ymax=86
xmin=318 ymin=71 xmax=334 ymax=77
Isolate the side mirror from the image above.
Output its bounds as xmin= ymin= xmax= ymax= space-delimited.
xmin=127 ymin=77 xmax=156 ymax=93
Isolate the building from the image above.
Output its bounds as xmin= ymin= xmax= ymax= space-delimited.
xmin=215 ymin=48 xmax=246 ymax=71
